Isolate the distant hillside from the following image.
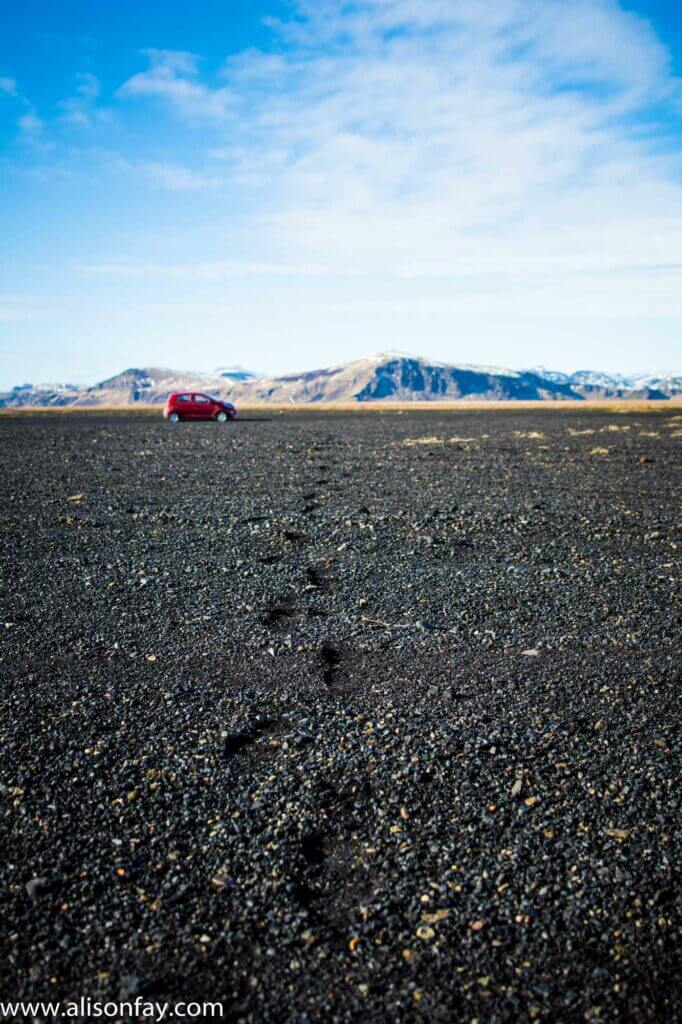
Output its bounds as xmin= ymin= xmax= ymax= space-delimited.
xmin=2 ymin=354 xmax=680 ymax=407
xmin=228 ymin=355 xmax=584 ymax=403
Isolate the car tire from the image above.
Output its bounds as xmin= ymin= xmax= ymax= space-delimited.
xmin=168 ymin=412 xmax=180 ymax=423
xmin=215 ymin=411 xmax=229 ymax=423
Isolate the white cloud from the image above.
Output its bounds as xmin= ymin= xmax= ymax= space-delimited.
xmin=0 ymin=75 xmax=48 ymax=143
xmin=76 ymin=71 xmax=101 ymax=101
xmin=116 ymin=48 xmax=234 ymax=119
xmin=111 ymin=156 xmax=225 ymax=191
xmin=23 ymin=0 xmax=682 ymax=375
xmin=17 ymin=110 xmax=45 ymax=140
xmin=0 ymin=76 xmax=18 ymax=96
xmin=58 ymin=72 xmax=109 ymax=126
xmin=108 ymin=0 xmax=682 ymax=301
xmin=132 ymin=160 xmax=225 ymax=191
xmin=0 ymin=294 xmax=43 ymax=321
xmin=82 ymin=259 xmax=353 ymax=277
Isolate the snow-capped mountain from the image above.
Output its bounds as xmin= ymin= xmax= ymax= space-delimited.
xmin=528 ymin=367 xmax=681 ymax=399
xmin=1 ymin=354 xmax=680 ymax=407
xmin=628 ymin=372 xmax=682 ymax=394
xmin=214 ymin=365 xmax=261 ymax=382
xmin=230 ymin=354 xmax=578 ymax=403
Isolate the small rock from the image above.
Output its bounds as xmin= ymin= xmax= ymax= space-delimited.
xmin=25 ymin=877 xmax=48 ymax=899
xmin=421 ymin=908 xmax=449 ymax=924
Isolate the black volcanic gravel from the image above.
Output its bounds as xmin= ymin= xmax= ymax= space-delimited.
xmin=1 ymin=409 xmax=680 ymax=1023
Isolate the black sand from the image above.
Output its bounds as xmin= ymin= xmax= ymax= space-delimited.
xmin=1 ymin=409 xmax=680 ymax=1022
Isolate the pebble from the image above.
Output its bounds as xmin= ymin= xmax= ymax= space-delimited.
xmin=1 ymin=409 xmax=679 ymax=1022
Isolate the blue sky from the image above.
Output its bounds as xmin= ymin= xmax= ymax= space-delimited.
xmin=1 ymin=0 xmax=681 ymax=388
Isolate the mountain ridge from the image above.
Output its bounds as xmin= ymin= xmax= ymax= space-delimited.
xmin=2 ymin=353 xmax=681 ymax=407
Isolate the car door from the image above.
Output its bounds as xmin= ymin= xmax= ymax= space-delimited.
xmin=193 ymin=394 xmax=212 ymax=420
xmin=175 ymin=393 xmax=193 ymax=417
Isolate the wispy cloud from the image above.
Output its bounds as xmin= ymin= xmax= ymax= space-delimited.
xmin=141 ymin=161 xmax=224 ymax=191
xmin=57 ymin=72 xmax=110 ymax=126
xmin=116 ymin=48 xmax=234 ymax=119
xmin=99 ymin=152 xmax=225 ymax=191
xmin=0 ymin=72 xmax=54 ymax=147
xmin=0 ymin=76 xmax=18 ymax=96
xmin=4 ymin=0 xmax=682 ymax=379
xmin=110 ymin=0 xmax=682 ymax=286
xmin=17 ymin=109 xmax=45 ymax=142
xmin=0 ymin=294 xmax=43 ymax=321
xmin=82 ymin=259 xmax=356 ymax=277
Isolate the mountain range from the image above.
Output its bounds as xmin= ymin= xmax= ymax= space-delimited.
xmin=2 ymin=353 xmax=681 ymax=407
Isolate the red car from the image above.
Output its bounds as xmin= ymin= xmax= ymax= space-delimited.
xmin=164 ymin=392 xmax=237 ymax=423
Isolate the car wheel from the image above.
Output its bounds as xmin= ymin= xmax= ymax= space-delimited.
xmin=168 ymin=412 xmax=180 ymax=423
xmin=215 ymin=411 xmax=229 ymax=423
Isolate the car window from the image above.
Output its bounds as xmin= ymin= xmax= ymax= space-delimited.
xmin=194 ymin=395 xmax=210 ymax=403
xmin=176 ymin=394 xmax=191 ymax=402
